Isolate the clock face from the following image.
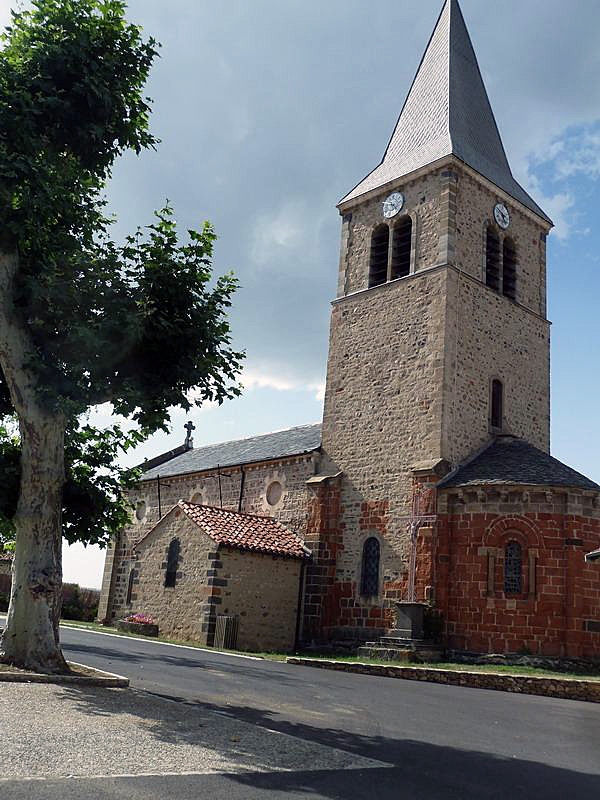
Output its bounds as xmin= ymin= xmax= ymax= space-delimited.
xmin=383 ymin=192 xmax=405 ymax=219
xmin=494 ymin=203 xmax=510 ymax=230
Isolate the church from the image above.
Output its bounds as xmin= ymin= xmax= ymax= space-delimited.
xmin=98 ymin=0 xmax=600 ymax=659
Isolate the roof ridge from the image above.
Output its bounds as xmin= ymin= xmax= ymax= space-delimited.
xmin=186 ymin=422 xmax=322 ymax=453
xmin=179 ymin=499 xmax=283 ymax=524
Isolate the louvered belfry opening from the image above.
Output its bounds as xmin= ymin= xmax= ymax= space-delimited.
xmin=369 ymin=224 xmax=390 ymax=288
xmin=360 ymin=537 xmax=380 ymax=597
xmin=504 ymin=541 xmax=523 ymax=595
xmin=390 ymin=216 xmax=412 ymax=280
xmin=503 ymin=238 xmax=517 ymax=300
xmin=485 ymin=228 xmax=501 ymax=291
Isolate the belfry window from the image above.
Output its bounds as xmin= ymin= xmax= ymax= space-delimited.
xmin=503 ymin=238 xmax=517 ymax=301
xmin=491 ymin=379 xmax=503 ymax=431
xmin=390 ymin=216 xmax=412 ymax=280
xmin=165 ymin=538 xmax=181 ymax=588
xmin=360 ymin=537 xmax=380 ymax=597
xmin=504 ymin=541 xmax=523 ymax=595
xmin=369 ymin=224 xmax=390 ymax=288
xmin=485 ymin=228 xmax=501 ymax=291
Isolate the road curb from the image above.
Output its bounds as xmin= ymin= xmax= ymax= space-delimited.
xmin=0 ymin=661 xmax=129 ymax=688
xmin=286 ymin=657 xmax=600 ymax=703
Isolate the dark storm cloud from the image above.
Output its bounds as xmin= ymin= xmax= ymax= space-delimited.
xmin=101 ymin=0 xmax=600 ymax=388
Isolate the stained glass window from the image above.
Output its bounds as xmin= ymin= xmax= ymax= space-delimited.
xmin=165 ymin=538 xmax=181 ymax=588
xmin=504 ymin=541 xmax=522 ymax=595
xmin=361 ymin=537 xmax=380 ymax=597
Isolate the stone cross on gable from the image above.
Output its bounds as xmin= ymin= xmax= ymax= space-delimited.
xmin=184 ymin=421 xmax=196 ymax=449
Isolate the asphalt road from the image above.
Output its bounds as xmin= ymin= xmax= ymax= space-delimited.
xmin=3 ymin=622 xmax=600 ymax=798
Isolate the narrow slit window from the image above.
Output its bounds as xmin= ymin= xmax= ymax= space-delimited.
xmin=504 ymin=541 xmax=523 ymax=595
xmin=491 ymin=379 xmax=503 ymax=430
xmin=485 ymin=228 xmax=501 ymax=291
xmin=360 ymin=537 xmax=380 ymax=597
xmin=369 ymin=225 xmax=389 ymax=288
xmin=503 ymin=239 xmax=517 ymax=300
xmin=165 ymin=538 xmax=181 ymax=588
xmin=126 ymin=569 xmax=136 ymax=605
xmin=390 ymin=216 xmax=412 ymax=280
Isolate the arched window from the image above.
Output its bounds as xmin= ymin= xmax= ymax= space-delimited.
xmin=504 ymin=541 xmax=523 ymax=595
xmin=485 ymin=227 xmax=500 ymax=291
xmin=491 ymin=379 xmax=503 ymax=431
xmin=390 ymin=216 xmax=412 ymax=280
xmin=126 ymin=569 xmax=136 ymax=605
xmin=165 ymin=538 xmax=181 ymax=588
xmin=360 ymin=537 xmax=380 ymax=597
xmin=503 ymin=238 xmax=517 ymax=300
xmin=369 ymin=225 xmax=389 ymax=288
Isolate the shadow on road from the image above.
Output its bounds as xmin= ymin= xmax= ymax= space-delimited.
xmin=58 ymin=685 xmax=600 ymax=800
xmin=64 ymin=640 xmax=305 ymax=687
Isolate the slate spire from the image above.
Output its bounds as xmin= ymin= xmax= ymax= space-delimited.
xmin=341 ymin=0 xmax=550 ymax=223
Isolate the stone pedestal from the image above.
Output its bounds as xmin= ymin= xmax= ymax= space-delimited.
xmin=391 ymin=602 xmax=427 ymax=640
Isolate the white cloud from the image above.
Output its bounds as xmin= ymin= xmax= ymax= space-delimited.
xmin=520 ymin=122 xmax=600 ymax=240
xmin=539 ymin=125 xmax=600 ymax=182
xmin=242 ymin=365 xmax=325 ymax=402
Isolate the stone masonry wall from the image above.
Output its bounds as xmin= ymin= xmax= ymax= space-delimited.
xmin=217 ymin=547 xmax=302 ymax=652
xmin=436 ymin=488 xmax=600 ymax=658
xmin=319 ymin=268 xmax=449 ymax=638
xmin=101 ymin=454 xmax=315 ymax=622
xmin=442 ymin=267 xmax=551 ymax=464
xmin=128 ymin=509 xmax=215 ymax=644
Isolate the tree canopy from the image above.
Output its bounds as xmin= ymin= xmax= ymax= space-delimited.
xmin=0 ymin=0 xmax=244 ymax=671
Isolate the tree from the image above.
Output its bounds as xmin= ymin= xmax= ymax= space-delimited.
xmin=0 ymin=418 xmax=146 ymax=553
xmin=0 ymin=0 xmax=243 ymax=672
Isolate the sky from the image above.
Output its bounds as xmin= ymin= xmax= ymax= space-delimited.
xmin=1 ymin=0 xmax=600 ymax=588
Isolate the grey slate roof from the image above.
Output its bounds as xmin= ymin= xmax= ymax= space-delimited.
xmin=141 ymin=423 xmax=322 ymax=480
xmin=437 ymin=437 xmax=600 ymax=491
xmin=340 ymin=0 xmax=551 ymax=224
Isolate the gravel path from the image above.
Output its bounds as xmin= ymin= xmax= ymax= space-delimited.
xmin=0 ymin=684 xmax=386 ymax=780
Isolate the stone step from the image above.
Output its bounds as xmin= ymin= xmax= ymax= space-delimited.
xmin=358 ymin=640 xmax=445 ymax=664
xmin=357 ymin=646 xmax=416 ymax=663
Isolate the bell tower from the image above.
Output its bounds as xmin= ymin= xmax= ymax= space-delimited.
xmin=315 ymin=0 xmax=553 ymax=641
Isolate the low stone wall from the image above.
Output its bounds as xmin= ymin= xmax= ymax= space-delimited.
xmin=117 ymin=620 xmax=159 ymax=637
xmin=286 ymin=658 xmax=600 ymax=704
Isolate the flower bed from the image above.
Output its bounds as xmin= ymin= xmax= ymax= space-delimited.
xmin=117 ymin=613 xmax=158 ymax=637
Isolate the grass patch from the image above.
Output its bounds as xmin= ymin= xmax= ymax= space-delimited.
xmin=52 ymin=620 xmax=600 ymax=680
xmin=57 ymin=618 xmax=289 ymax=660
xmin=291 ymin=653 xmax=600 ymax=681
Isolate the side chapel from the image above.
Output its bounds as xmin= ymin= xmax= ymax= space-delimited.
xmin=99 ymin=0 xmax=600 ymax=658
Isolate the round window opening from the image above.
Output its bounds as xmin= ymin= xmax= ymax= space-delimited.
xmin=266 ymin=481 xmax=283 ymax=507
xmin=135 ymin=501 xmax=147 ymax=521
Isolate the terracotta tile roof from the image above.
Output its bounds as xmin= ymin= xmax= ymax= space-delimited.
xmin=136 ymin=501 xmax=311 ymax=560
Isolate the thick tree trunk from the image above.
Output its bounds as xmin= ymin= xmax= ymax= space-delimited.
xmin=0 ymin=413 xmax=68 ymax=672
xmin=0 ymin=250 xmax=68 ymax=673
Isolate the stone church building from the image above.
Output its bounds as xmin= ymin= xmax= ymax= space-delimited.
xmin=99 ymin=0 xmax=600 ymax=658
